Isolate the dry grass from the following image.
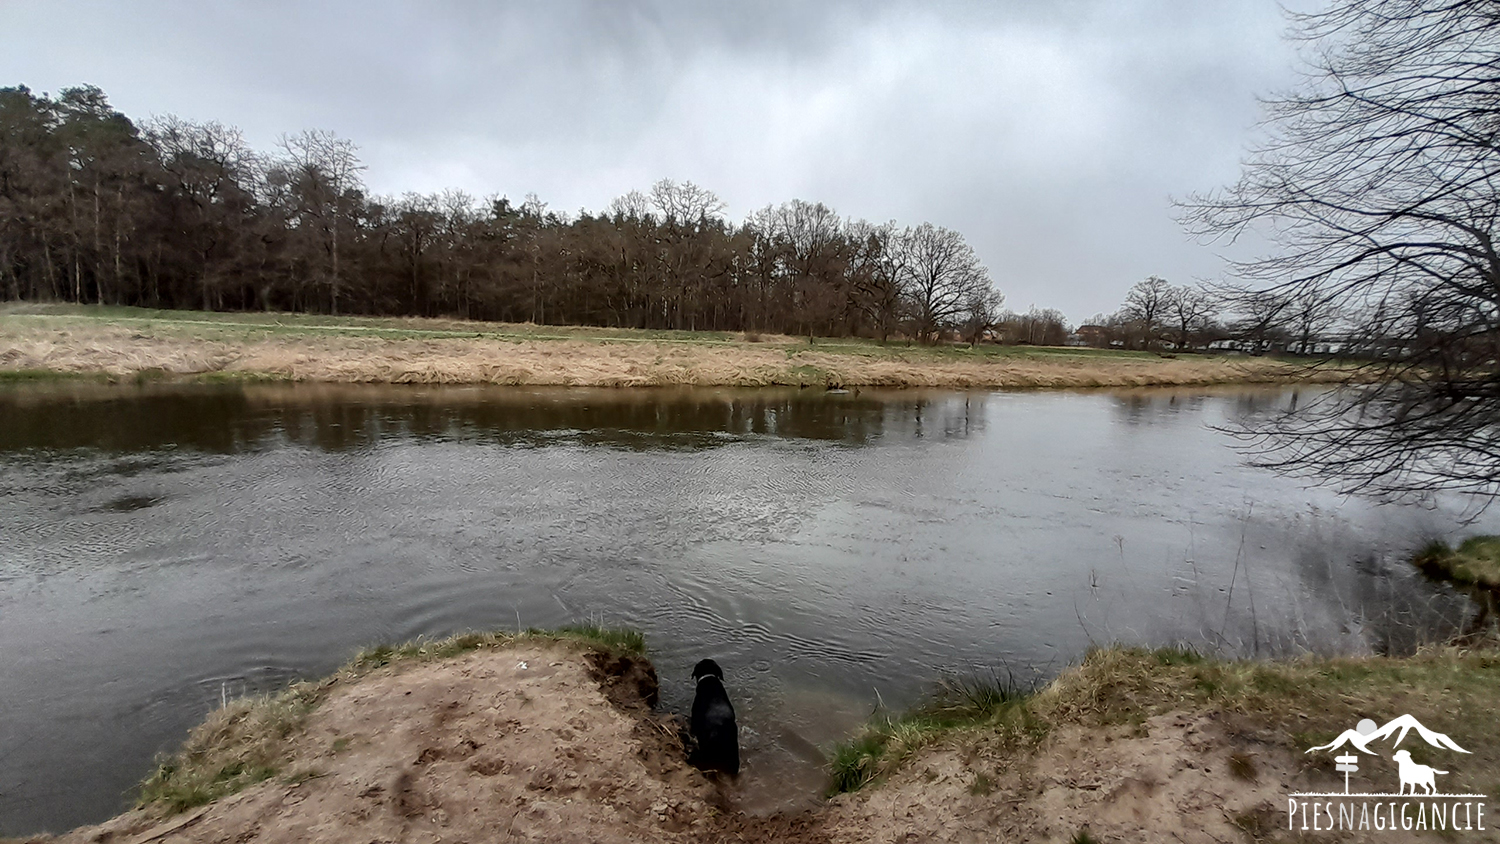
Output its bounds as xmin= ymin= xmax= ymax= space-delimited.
xmin=135 ymin=684 xmax=320 ymax=813
xmin=0 ymin=305 xmax=1343 ymax=389
xmin=830 ymin=643 xmax=1500 ymax=797
xmin=828 ymin=673 xmax=1043 ymax=794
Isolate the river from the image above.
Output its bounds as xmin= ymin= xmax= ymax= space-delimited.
xmin=0 ymin=383 xmax=1487 ymax=835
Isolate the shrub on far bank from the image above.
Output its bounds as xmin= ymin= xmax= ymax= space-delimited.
xmin=1412 ymin=536 xmax=1500 ymax=590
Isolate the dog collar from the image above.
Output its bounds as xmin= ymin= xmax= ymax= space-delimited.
xmin=696 ymin=674 xmax=718 ymax=684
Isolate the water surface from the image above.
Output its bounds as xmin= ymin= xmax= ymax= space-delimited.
xmin=0 ymin=383 xmax=1487 ymax=835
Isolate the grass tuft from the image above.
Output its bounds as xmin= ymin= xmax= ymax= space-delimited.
xmin=348 ymin=624 xmax=644 ymax=673
xmin=1152 ymin=645 xmax=1206 ymax=666
xmin=827 ymin=671 xmax=1040 ymax=795
xmin=1228 ymin=751 xmax=1257 ymax=782
xmin=545 ymin=623 xmax=648 ymax=656
xmin=828 ymin=734 xmax=892 ymax=795
xmin=137 ymin=686 xmax=319 ymax=812
xmin=1411 ymin=536 xmax=1500 ymax=590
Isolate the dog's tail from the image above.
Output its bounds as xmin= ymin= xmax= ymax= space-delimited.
xmin=1432 ymin=769 xmax=1449 ymax=775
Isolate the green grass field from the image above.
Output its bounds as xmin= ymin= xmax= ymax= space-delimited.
xmin=0 ymin=302 xmax=1159 ymax=359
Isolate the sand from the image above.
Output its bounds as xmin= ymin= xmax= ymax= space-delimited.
xmin=822 ymin=714 xmax=1307 ymax=843
xmin=19 ymin=641 xmax=1343 ymax=844
xmin=31 ymin=643 xmax=824 ymax=844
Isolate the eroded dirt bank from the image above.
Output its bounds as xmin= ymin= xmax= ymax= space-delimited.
xmin=825 ymin=645 xmax=1500 ymax=843
xmin=20 ymin=639 xmax=1497 ymax=844
xmin=822 ymin=713 xmax=1304 ymax=843
xmin=29 ymin=641 xmax=818 ymax=844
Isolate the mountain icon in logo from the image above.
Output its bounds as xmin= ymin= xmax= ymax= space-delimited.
xmin=1306 ymin=714 xmax=1470 ymax=756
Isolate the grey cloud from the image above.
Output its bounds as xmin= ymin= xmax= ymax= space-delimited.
xmin=0 ymin=0 xmax=1303 ymax=321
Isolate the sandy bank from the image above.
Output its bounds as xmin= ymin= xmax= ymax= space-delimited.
xmin=27 ymin=636 xmax=821 ymax=844
xmin=826 ymin=645 xmax=1500 ymax=843
xmin=20 ymin=632 xmax=1497 ymax=844
xmin=0 ymin=307 xmax=1340 ymax=389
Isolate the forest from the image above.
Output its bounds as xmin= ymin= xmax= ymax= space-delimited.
xmin=3 ymin=83 xmax=1357 ymax=354
xmin=0 ymin=84 xmax=1016 ymax=343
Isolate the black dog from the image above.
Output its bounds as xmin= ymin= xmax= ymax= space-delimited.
xmin=689 ymin=658 xmax=740 ymax=775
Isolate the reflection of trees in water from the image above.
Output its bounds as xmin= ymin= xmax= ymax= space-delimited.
xmin=1076 ymin=498 xmax=1477 ymax=659
xmin=1227 ymin=389 xmax=1307 ymax=420
xmin=1280 ymin=537 xmax=1471 ymax=657
xmin=1109 ymin=391 xmax=1214 ymax=425
xmin=0 ymin=389 xmax=271 ymax=454
xmin=0 ymin=386 xmax=990 ymax=454
xmin=1098 ymin=388 xmax=1485 ymax=657
xmin=1109 ymin=388 xmax=1324 ymax=427
xmin=1196 ymin=506 xmax=1470 ymax=658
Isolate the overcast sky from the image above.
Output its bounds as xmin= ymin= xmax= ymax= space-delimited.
xmin=0 ymin=1 xmax=1308 ymax=321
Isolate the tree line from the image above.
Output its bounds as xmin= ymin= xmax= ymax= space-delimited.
xmin=1 ymin=84 xmax=1016 ymax=343
xmin=1077 ymin=276 xmax=1346 ymax=356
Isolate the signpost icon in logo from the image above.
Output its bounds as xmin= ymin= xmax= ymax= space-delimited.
xmin=1334 ymin=754 xmax=1359 ymax=793
xmin=1332 ymin=717 xmax=1377 ymax=792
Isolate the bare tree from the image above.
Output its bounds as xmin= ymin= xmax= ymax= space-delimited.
xmin=436 ymin=189 xmax=478 ymax=317
xmin=1120 ymin=276 xmax=1172 ymax=350
xmin=390 ymin=192 xmax=440 ymax=313
xmin=607 ymin=189 xmax=651 ymax=221
xmin=1183 ymin=0 xmax=1500 ymax=499
xmin=960 ymin=287 xmax=1006 ymax=347
xmin=748 ymin=199 xmax=848 ymax=335
xmin=147 ymin=116 xmax=262 ymax=310
xmin=995 ymin=307 xmax=1070 ymax=346
xmin=896 ymin=222 xmax=992 ymax=344
xmin=844 ymin=219 xmax=906 ymax=341
xmin=1216 ymin=288 xmax=1292 ymax=355
xmin=1165 ymin=284 xmax=1217 ymax=351
xmin=277 ymin=130 xmax=364 ymax=314
xmin=648 ymin=178 xmax=726 ymax=228
xmin=1286 ymin=287 xmax=1342 ymax=355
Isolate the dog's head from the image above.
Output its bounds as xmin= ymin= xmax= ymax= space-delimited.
xmin=692 ymin=658 xmax=725 ymax=682
xmin=1393 ymin=750 xmax=1412 ymax=763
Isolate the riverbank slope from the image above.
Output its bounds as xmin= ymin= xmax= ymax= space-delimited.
xmin=0 ymin=304 xmax=1340 ymax=389
xmin=24 ymin=629 xmax=826 ymax=844
xmin=824 ymin=644 xmax=1500 ymax=842
xmin=17 ymin=630 xmax=1498 ymax=844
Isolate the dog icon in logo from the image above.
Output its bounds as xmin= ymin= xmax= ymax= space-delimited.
xmin=1392 ymin=749 xmax=1448 ymax=796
